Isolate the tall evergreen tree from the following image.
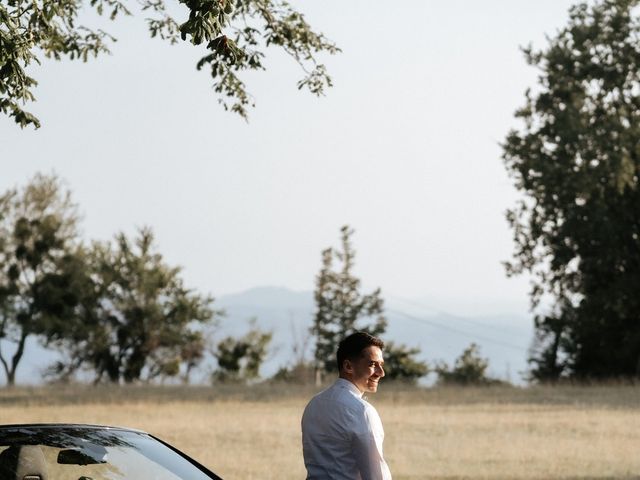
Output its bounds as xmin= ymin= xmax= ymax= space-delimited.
xmin=311 ymin=226 xmax=387 ymax=383
xmin=503 ymin=0 xmax=640 ymax=380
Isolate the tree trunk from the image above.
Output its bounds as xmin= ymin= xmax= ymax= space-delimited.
xmin=0 ymin=330 xmax=28 ymax=386
xmin=6 ymin=369 xmax=15 ymax=386
xmin=8 ymin=330 xmax=28 ymax=386
xmin=0 ymin=350 xmax=10 ymax=386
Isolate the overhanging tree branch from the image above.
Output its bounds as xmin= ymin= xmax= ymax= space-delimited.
xmin=0 ymin=0 xmax=338 ymax=128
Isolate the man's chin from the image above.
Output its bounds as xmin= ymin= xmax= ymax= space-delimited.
xmin=366 ymin=381 xmax=379 ymax=392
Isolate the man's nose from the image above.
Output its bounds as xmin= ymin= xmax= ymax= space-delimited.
xmin=377 ymin=365 xmax=385 ymax=377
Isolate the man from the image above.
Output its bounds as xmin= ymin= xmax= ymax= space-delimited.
xmin=301 ymin=332 xmax=392 ymax=480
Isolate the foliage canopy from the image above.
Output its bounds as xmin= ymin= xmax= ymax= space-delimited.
xmin=382 ymin=341 xmax=430 ymax=383
xmin=0 ymin=173 xmax=81 ymax=385
xmin=47 ymin=228 xmax=217 ymax=383
xmin=503 ymin=0 xmax=640 ymax=380
xmin=435 ymin=343 xmax=499 ymax=386
xmin=0 ymin=0 xmax=338 ymax=128
xmin=211 ymin=320 xmax=272 ymax=383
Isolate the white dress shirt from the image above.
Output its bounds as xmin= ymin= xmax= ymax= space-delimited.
xmin=301 ymin=378 xmax=392 ymax=480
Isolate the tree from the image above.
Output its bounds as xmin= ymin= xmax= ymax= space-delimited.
xmin=1 ymin=0 xmax=339 ymax=128
xmin=0 ymin=173 xmax=81 ymax=385
xmin=211 ymin=320 xmax=272 ymax=383
xmin=311 ymin=226 xmax=387 ymax=383
xmin=382 ymin=342 xmax=429 ymax=383
xmin=435 ymin=343 xmax=499 ymax=386
xmin=47 ymin=227 xmax=217 ymax=383
xmin=503 ymin=0 xmax=640 ymax=381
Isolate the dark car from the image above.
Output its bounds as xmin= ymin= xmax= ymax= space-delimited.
xmin=0 ymin=424 xmax=223 ymax=479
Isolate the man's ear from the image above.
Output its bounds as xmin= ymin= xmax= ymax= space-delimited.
xmin=343 ymin=359 xmax=353 ymax=374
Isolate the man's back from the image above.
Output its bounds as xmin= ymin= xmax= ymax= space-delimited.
xmin=301 ymin=379 xmax=391 ymax=480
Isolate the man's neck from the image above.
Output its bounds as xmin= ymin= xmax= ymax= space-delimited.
xmin=337 ymin=375 xmax=364 ymax=395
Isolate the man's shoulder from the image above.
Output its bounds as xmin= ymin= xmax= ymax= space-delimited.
xmin=305 ymin=381 xmax=368 ymax=415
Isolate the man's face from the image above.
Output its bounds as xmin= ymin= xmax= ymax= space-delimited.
xmin=346 ymin=346 xmax=385 ymax=394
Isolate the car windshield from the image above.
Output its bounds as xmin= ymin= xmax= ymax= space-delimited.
xmin=0 ymin=425 xmax=219 ymax=480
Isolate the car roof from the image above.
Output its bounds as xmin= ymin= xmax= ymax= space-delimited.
xmin=0 ymin=424 xmax=147 ymax=434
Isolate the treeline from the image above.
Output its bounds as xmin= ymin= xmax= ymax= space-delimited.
xmin=2 ymin=174 xmax=496 ymax=387
xmin=0 ymin=173 xmax=289 ymax=386
xmin=0 ymin=174 xmax=218 ymax=385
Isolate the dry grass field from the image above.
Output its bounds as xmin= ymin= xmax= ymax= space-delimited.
xmin=0 ymin=383 xmax=639 ymax=479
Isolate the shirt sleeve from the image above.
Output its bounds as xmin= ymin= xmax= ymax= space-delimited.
xmin=351 ymin=406 xmax=391 ymax=480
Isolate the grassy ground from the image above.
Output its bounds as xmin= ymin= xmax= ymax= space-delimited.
xmin=1 ymin=383 xmax=639 ymax=479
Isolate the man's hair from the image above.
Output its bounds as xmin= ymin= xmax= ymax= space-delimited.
xmin=336 ymin=331 xmax=384 ymax=372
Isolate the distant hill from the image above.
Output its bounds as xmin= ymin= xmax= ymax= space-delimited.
xmin=1 ymin=286 xmax=534 ymax=385
xmin=216 ymin=286 xmax=533 ymax=384
xmin=219 ymin=286 xmax=313 ymax=310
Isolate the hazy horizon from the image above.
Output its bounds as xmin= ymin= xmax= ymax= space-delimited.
xmin=3 ymin=283 xmax=532 ymax=385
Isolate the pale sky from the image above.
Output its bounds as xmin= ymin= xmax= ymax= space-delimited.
xmin=1 ymin=1 xmax=577 ymax=317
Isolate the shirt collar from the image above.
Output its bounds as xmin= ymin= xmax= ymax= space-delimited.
xmin=335 ymin=378 xmax=364 ymax=398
